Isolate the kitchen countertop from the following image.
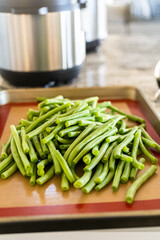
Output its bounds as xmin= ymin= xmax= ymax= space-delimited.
xmin=0 ymin=21 xmax=160 ymax=115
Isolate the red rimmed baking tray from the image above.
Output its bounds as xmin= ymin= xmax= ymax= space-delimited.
xmin=0 ymin=86 xmax=160 ymax=234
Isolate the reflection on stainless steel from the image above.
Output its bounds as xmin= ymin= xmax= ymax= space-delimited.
xmin=154 ymin=60 xmax=160 ymax=102
xmin=85 ymin=0 xmax=107 ymax=44
xmin=0 ymin=9 xmax=85 ymax=72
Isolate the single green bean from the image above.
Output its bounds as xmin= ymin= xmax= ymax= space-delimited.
xmin=42 ymin=123 xmax=64 ymax=144
xmin=126 ymin=165 xmax=157 ymax=204
xmin=36 ymin=164 xmax=55 ymax=185
xmin=28 ymin=139 xmax=38 ymax=163
xmin=68 ymin=131 xmax=81 ymax=138
xmin=112 ymin=160 xmax=125 ymax=192
xmin=46 ymin=126 xmax=56 ymax=133
xmin=130 ymin=158 xmax=146 ymax=180
xmin=32 ymin=136 xmax=46 ymax=159
xmin=121 ymin=162 xmax=131 ymax=183
xmin=30 ymin=163 xmax=37 ymax=185
xmin=83 ymin=153 xmax=92 ymax=164
xmin=139 ymin=138 xmax=158 ymax=164
xmin=95 ymin=170 xmax=115 ymax=191
xmin=53 ymin=150 xmax=75 ymax=183
xmin=92 ymin=145 xmax=100 ymax=156
xmin=109 ymin=148 xmax=116 ymax=171
xmin=39 ymin=133 xmax=49 ymax=154
xmin=59 ymin=144 xmax=70 ymax=150
xmin=102 ymin=141 xmax=118 ymax=163
xmin=97 ymin=101 xmax=111 ymax=108
xmin=10 ymin=125 xmax=31 ymax=171
xmin=59 ymin=125 xmax=82 ymax=137
xmin=11 ymin=138 xmax=26 ymax=176
xmin=82 ymin=163 xmax=103 ymax=193
xmin=55 ymin=135 xmax=73 ymax=144
xmin=142 ymin=137 xmax=157 ymax=148
xmin=1 ymin=162 xmax=17 ymax=179
xmin=120 ymin=154 xmax=133 ymax=162
xmin=84 ymin=142 xmax=109 ymax=171
xmin=106 ymin=135 xmax=120 ymax=143
xmin=21 ymin=127 xmax=29 ymax=154
xmin=141 ymin=127 xmax=160 ymax=152
xmin=61 ymin=173 xmax=70 ymax=191
xmin=95 ymin=161 xmax=109 ymax=183
xmin=122 ymin=146 xmax=130 ymax=153
xmin=73 ymin=170 xmax=92 ymax=188
xmin=1 ymin=135 xmax=12 ymax=159
xmin=20 ymin=119 xmax=32 ymax=127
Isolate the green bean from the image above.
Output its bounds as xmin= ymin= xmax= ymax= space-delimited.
xmin=26 ymin=113 xmax=59 ymax=139
xmin=95 ymin=170 xmax=115 ymax=191
xmin=139 ymin=138 xmax=158 ymax=164
xmin=1 ymin=163 xmax=17 ymax=179
xmin=112 ymin=160 xmax=125 ymax=192
xmin=92 ymin=145 xmax=100 ymax=156
xmin=1 ymin=135 xmax=12 ymax=159
xmin=32 ymin=136 xmax=46 ymax=159
xmin=106 ymin=135 xmax=120 ymax=143
xmin=47 ymin=153 xmax=52 ymax=162
xmin=97 ymin=101 xmax=111 ymax=108
xmin=26 ymin=103 xmax=71 ymax=133
xmin=126 ymin=165 xmax=157 ymax=204
xmin=20 ymin=119 xmax=32 ymax=127
xmin=43 ymin=98 xmax=69 ymax=106
xmin=11 ymin=138 xmax=26 ymax=176
xmin=21 ymin=127 xmax=29 ymax=154
xmin=120 ymin=154 xmax=133 ymax=162
xmin=84 ymin=96 xmax=99 ymax=103
xmin=39 ymin=133 xmax=49 ymax=154
xmin=65 ymin=117 xmax=95 ymax=127
xmin=102 ymin=141 xmax=118 ymax=163
xmin=53 ymin=150 xmax=75 ymax=183
xmin=0 ymin=154 xmax=13 ymax=172
xmin=78 ymin=120 xmax=102 ymax=127
xmin=83 ymin=153 xmax=92 ymax=164
xmin=142 ymin=137 xmax=157 ymax=148
xmin=36 ymin=164 xmax=55 ymax=185
xmin=73 ymin=102 xmax=88 ymax=113
xmin=109 ymin=149 xmax=116 ymax=171
xmin=64 ymin=123 xmax=96 ymax=162
xmin=72 ymin=128 xmax=117 ymax=167
xmin=141 ymin=127 xmax=160 ymax=151
xmin=121 ymin=162 xmax=131 ymax=183
xmin=71 ymin=167 xmax=79 ymax=180
xmin=52 ymin=139 xmax=59 ymax=149
xmin=59 ymin=144 xmax=70 ymax=150
xmin=68 ymin=131 xmax=81 ymax=138
xmin=0 ymin=161 xmax=14 ymax=175
xmin=59 ymin=125 xmax=82 ymax=137
xmin=55 ymin=135 xmax=73 ymax=144
xmin=131 ymin=129 xmax=144 ymax=170
xmin=61 ymin=173 xmax=70 ymax=191
xmin=30 ymin=163 xmax=37 ymax=185
xmin=82 ymin=163 xmax=103 ymax=193
xmin=46 ymin=126 xmax=56 ymax=133
xmin=46 ymin=139 xmax=61 ymax=175
xmin=37 ymin=168 xmax=45 ymax=177
xmin=130 ymin=158 xmax=146 ymax=180
xmin=28 ymin=139 xmax=38 ymax=163
xmin=114 ymin=126 xmax=138 ymax=159
xmin=74 ymin=170 xmax=92 ymax=188
xmin=119 ymin=120 xmax=127 ymax=134
xmin=56 ymin=110 xmax=91 ymax=124
xmin=122 ymin=146 xmax=130 ymax=153
xmin=10 ymin=125 xmax=31 ymax=171
xmin=42 ymin=123 xmax=64 ymax=144
xmin=108 ymin=105 xmax=145 ymax=123
xmin=84 ymin=142 xmax=109 ymax=171
xmin=95 ymin=161 xmax=109 ymax=183
xmin=67 ymin=119 xmax=116 ymax=166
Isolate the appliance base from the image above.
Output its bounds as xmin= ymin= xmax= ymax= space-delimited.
xmin=0 ymin=66 xmax=81 ymax=87
xmin=86 ymin=39 xmax=102 ymax=53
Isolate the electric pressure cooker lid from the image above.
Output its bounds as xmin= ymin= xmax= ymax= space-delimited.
xmin=0 ymin=0 xmax=81 ymax=14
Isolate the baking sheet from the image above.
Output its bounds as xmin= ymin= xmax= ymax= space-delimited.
xmin=0 ymin=86 xmax=160 ymax=233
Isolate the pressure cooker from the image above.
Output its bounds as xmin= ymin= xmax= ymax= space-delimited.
xmin=0 ymin=0 xmax=86 ymax=86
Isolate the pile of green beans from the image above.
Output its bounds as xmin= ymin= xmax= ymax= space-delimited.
xmin=0 ymin=95 xmax=159 ymax=204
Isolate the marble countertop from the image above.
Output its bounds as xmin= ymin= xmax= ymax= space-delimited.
xmin=1 ymin=21 xmax=160 ymax=116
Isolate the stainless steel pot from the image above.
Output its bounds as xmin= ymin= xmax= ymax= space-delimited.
xmin=85 ymin=0 xmax=107 ymax=52
xmin=0 ymin=0 xmax=86 ymax=86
